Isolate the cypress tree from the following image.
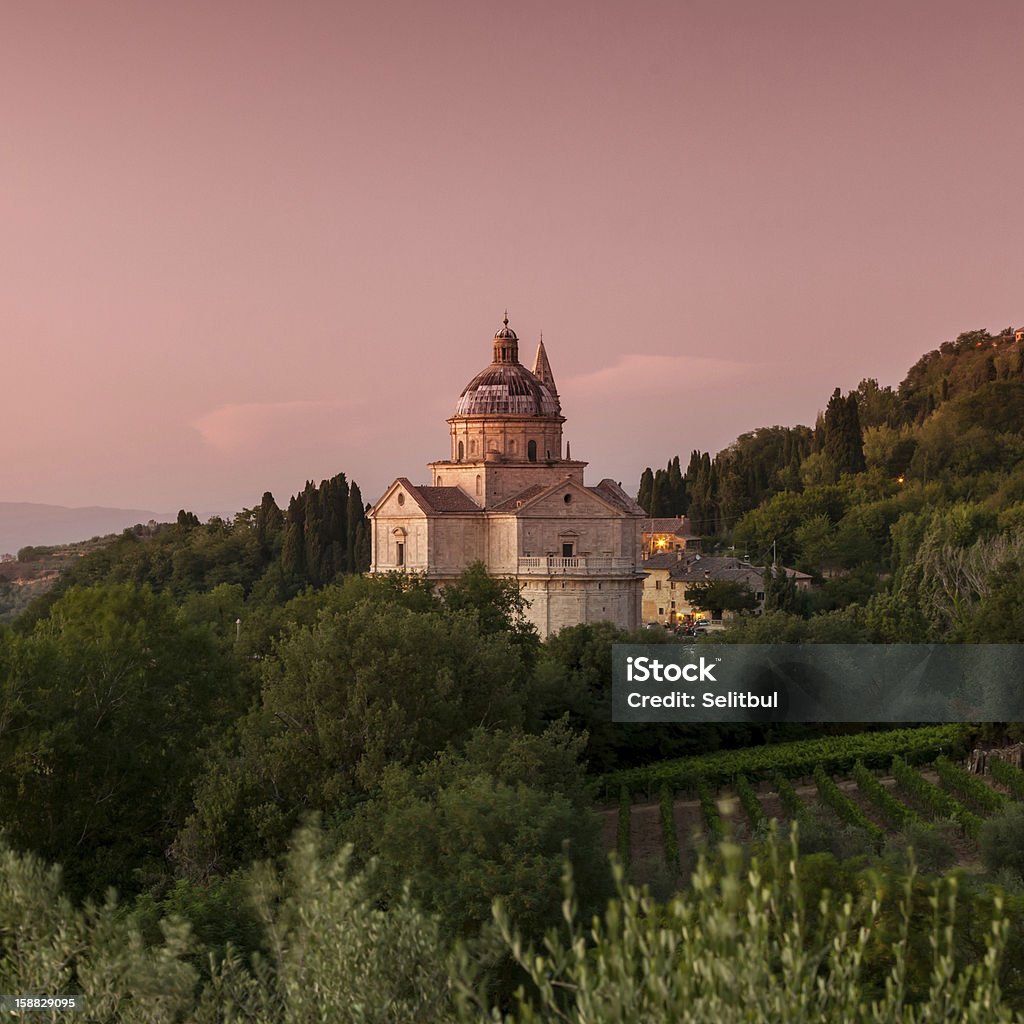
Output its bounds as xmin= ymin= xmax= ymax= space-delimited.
xmin=303 ymin=482 xmax=324 ymax=586
xmin=637 ymin=468 xmax=655 ymax=514
xmin=281 ymin=494 xmax=306 ymax=577
xmin=845 ymin=393 xmax=866 ymax=472
xmin=823 ymin=389 xmax=865 ymax=477
xmin=666 ymin=456 xmax=685 ymax=515
xmin=346 ymin=482 xmax=364 ymax=572
xmin=650 ymin=472 xmax=666 ymax=517
xmin=256 ymin=491 xmax=283 ymax=548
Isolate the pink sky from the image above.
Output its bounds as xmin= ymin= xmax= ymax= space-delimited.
xmin=2 ymin=0 xmax=1022 ymax=514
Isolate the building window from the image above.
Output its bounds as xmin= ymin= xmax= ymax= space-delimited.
xmin=670 ymin=581 xmax=675 ymax=589
xmin=562 ymin=542 xmax=574 ymax=558
xmin=437 ymin=476 xmax=442 ymax=485
xmin=563 ymin=493 xmax=572 ymax=504
xmin=470 ymin=439 xmax=477 ymax=454
xmin=397 ymin=492 xmax=405 ymax=506
xmin=396 ymin=542 xmax=404 ymax=567
xmin=475 ymin=475 xmax=482 ymax=496
xmin=508 ymin=439 xmax=516 ymax=454
xmin=528 ymin=440 xmax=537 ymax=462
xmin=458 ymin=441 xmax=464 ymax=461
xmin=655 ymin=579 xmax=662 ymax=590
xmin=658 ymin=607 xmax=664 ymax=615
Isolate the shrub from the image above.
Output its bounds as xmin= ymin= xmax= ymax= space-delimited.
xmin=853 ymin=760 xmax=922 ymax=829
xmin=736 ymin=773 xmax=767 ymax=832
xmin=478 ymin=828 xmax=1018 ymax=1023
xmin=934 ymin=756 xmax=1008 ymax=815
xmin=981 ymin=803 xmax=1024 ymax=880
xmin=617 ymin=786 xmax=631 ymax=870
xmin=602 ymin=725 xmax=966 ymax=797
xmin=659 ymin=785 xmax=679 ymax=868
xmin=773 ymin=772 xmax=807 ymax=819
xmin=892 ymin=756 xmax=984 ymax=839
xmin=813 ymin=765 xmax=884 ymax=850
xmin=990 ymin=757 xmax=1024 ymax=800
xmin=697 ymin=780 xmax=724 ymax=840
xmin=886 ymin=819 xmax=957 ymax=875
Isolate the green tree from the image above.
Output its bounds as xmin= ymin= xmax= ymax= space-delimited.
xmin=686 ymin=579 xmax=758 ymax=615
xmin=822 ymin=388 xmax=866 ymax=478
xmin=637 ymin=467 xmax=655 ymax=514
xmin=346 ymin=723 xmax=608 ymax=944
xmin=0 ymin=836 xmax=197 ymax=1023
xmin=173 ymin=578 xmax=533 ymax=877
xmin=763 ymin=562 xmax=799 ymax=613
xmin=0 ymin=584 xmax=241 ymax=897
xmin=255 ymin=491 xmax=283 ymax=549
xmin=441 ymin=561 xmax=539 ymax=654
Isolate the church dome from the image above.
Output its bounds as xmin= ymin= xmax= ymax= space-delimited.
xmin=454 ymin=363 xmax=561 ymax=417
xmin=454 ymin=315 xmax=562 ymax=418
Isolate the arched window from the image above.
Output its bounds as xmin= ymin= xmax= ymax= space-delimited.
xmin=457 ymin=441 xmax=464 ymax=461
xmin=475 ymin=475 xmax=482 ymax=496
xmin=470 ymin=439 xmax=477 ymax=454
xmin=508 ymin=439 xmax=516 ymax=454
xmin=528 ymin=440 xmax=537 ymax=462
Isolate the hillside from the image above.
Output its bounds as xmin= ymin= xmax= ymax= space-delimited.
xmin=635 ymin=326 xmax=1024 ymax=640
xmin=0 ymin=501 xmax=172 ymax=556
xmin=0 ymin=534 xmax=125 ymax=621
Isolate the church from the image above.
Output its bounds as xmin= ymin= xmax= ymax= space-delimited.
xmin=369 ymin=315 xmax=646 ymax=637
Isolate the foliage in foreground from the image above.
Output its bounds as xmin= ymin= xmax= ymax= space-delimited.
xmin=464 ymin=826 xmax=1019 ymax=1023
xmin=2 ymin=827 xmax=1023 ymax=1023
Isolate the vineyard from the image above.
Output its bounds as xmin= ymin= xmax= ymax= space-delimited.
xmin=604 ymin=728 xmax=1022 ymax=875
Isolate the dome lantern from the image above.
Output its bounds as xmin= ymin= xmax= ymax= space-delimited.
xmin=493 ymin=311 xmax=519 ymax=363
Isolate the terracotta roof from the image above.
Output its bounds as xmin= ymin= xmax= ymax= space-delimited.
xmin=641 ymin=516 xmax=697 ymax=537
xmin=662 ymin=556 xmax=811 ymax=584
xmin=666 ymin=556 xmax=762 ymax=583
xmin=641 ymin=552 xmax=685 ymax=569
xmin=414 ymin=486 xmax=480 ymax=513
xmin=592 ymin=479 xmax=646 ymax=514
xmin=490 ymin=484 xmax=548 ymax=512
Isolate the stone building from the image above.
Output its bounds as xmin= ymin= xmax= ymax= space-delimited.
xmin=369 ymin=316 xmax=646 ymax=637
xmin=641 ymin=552 xmax=812 ymax=626
xmin=641 ymin=516 xmax=701 ymax=558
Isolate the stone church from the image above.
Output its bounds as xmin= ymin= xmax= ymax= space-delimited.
xmin=369 ymin=316 xmax=645 ymax=636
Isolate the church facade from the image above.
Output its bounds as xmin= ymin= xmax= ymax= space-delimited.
xmin=369 ymin=316 xmax=645 ymax=637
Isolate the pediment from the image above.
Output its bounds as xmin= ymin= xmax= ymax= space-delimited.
xmin=508 ymin=478 xmax=632 ymax=518
xmin=370 ymin=478 xmax=430 ymax=519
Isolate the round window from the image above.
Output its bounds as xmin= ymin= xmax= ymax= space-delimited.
xmin=564 ymin=494 xmax=572 ymax=504
xmin=398 ymin=492 xmax=405 ymax=506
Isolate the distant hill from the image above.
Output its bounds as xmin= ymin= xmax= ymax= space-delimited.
xmin=0 ymin=503 xmax=173 ymax=556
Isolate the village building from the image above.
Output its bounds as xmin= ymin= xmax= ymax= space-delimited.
xmin=641 ymin=515 xmax=701 ymax=558
xmin=369 ymin=316 xmax=646 ymax=637
xmin=641 ymin=552 xmax=812 ymax=627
